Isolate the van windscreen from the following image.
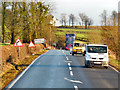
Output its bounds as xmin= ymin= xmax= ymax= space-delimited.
xmin=87 ymin=46 xmax=107 ymax=53
xmin=74 ymin=43 xmax=84 ymax=47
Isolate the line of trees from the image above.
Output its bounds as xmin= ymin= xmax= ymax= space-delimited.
xmin=1 ymin=2 xmax=57 ymax=44
xmin=100 ymin=10 xmax=119 ymax=60
xmin=60 ymin=13 xmax=93 ymax=29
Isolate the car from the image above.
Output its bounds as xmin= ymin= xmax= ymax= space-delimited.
xmin=84 ymin=44 xmax=109 ymax=68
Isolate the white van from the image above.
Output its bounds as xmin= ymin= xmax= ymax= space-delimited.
xmin=84 ymin=44 xmax=109 ymax=69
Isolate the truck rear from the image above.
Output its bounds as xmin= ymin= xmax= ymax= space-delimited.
xmin=66 ymin=34 xmax=75 ymax=50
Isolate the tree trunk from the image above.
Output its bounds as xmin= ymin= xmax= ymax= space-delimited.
xmin=2 ymin=2 xmax=6 ymax=43
xmin=85 ymin=21 xmax=87 ymax=29
xmin=11 ymin=31 xmax=14 ymax=44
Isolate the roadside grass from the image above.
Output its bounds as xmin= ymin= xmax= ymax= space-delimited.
xmin=2 ymin=50 xmax=48 ymax=89
xmin=109 ymin=57 xmax=120 ymax=71
xmin=0 ymin=43 xmax=11 ymax=46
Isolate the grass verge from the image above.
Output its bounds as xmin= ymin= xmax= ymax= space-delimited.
xmin=0 ymin=43 xmax=11 ymax=46
xmin=109 ymin=57 xmax=120 ymax=71
xmin=2 ymin=50 xmax=48 ymax=89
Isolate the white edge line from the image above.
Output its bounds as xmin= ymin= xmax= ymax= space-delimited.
xmin=109 ymin=65 xmax=119 ymax=73
xmin=74 ymin=86 xmax=78 ymax=90
xmin=8 ymin=51 xmax=49 ymax=88
xmin=70 ymin=71 xmax=73 ymax=76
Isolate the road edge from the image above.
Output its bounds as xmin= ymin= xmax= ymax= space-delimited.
xmin=109 ymin=65 xmax=120 ymax=73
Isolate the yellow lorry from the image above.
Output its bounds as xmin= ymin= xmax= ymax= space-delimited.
xmin=71 ymin=41 xmax=86 ymax=56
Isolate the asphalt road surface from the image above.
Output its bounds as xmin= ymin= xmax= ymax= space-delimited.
xmin=6 ymin=50 xmax=119 ymax=89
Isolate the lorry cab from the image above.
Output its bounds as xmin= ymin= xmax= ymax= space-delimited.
xmin=84 ymin=44 xmax=109 ymax=68
xmin=72 ymin=41 xmax=85 ymax=55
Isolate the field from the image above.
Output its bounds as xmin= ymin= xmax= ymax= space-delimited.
xmin=56 ymin=28 xmax=101 ymax=42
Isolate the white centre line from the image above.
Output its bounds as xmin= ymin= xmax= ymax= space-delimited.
xmin=64 ymin=78 xmax=83 ymax=84
xmin=70 ymin=71 xmax=73 ymax=76
xmin=65 ymin=61 xmax=72 ymax=63
xmin=69 ymin=67 xmax=72 ymax=71
xmin=68 ymin=63 xmax=71 ymax=66
xmin=74 ymin=86 xmax=79 ymax=90
xmin=66 ymin=57 xmax=69 ymax=60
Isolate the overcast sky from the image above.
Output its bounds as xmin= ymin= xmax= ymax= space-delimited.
xmin=49 ymin=0 xmax=120 ymax=26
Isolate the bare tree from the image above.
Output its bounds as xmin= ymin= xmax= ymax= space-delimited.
xmin=61 ymin=13 xmax=67 ymax=26
xmin=111 ymin=10 xmax=117 ymax=26
xmin=2 ymin=2 xmax=6 ymax=43
xmin=100 ymin=10 xmax=107 ymax=26
xmin=69 ymin=14 xmax=75 ymax=27
xmin=76 ymin=17 xmax=79 ymax=26
xmin=84 ymin=16 xmax=89 ymax=29
xmin=79 ymin=13 xmax=90 ymax=29
xmin=79 ymin=13 xmax=85 ymax=26
xmin=88 ymin=18 xmax=93 ymax=27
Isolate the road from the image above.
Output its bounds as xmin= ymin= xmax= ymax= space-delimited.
xmin=6 ymin=50 xmax=119 ymax=89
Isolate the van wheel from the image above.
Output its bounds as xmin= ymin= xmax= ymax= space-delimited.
xmin=87 ymin=63 xmax=93 ymax=68
xmin=104 ymin=66 xmax=108 ymax=69
xmin=72 ymin=53 xmax=74 ymax=56
xmin=83 ymin=54 xmax=85 ymax=56
xmin=85 ymin=64 xmax=88 ymax=68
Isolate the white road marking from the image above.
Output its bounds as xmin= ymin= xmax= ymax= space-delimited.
xmin=109 ymin=65 xmax=119 ymax=73
xmin=69 ymin=67 xmax=72 ymax=71
xmin=7 ymin=51 xmax=49 ymax=88
xmin=74 ymin=86 xmax=79 ymax=90
xmin=36 ymin=63 xmax=41 ymax=65
xmin=64 ymin=78 xmax=83 ymax=84
xmin=68 ymin=63 xmax=71 ymax=66
xmin=70 ymin=71 xmax=73 ymax=76
xmin=66 ymin=57 xmax=69 ymax=60
xmin=65 ymin=61 xmax=72 ymax=63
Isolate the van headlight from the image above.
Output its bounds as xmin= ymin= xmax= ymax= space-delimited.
xmin=87 ymin=55 xmax=92 ymax=59
xmin=104 ymin=55 xmax=108 ymax=59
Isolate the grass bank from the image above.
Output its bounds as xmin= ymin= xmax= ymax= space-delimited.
xmin=109 ymin=57 xmax=120 ymax=71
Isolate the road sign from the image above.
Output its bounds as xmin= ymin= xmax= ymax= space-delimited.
xmin=29 ymin=41 xmax=36 ymax=48
xmin=13 ymin=38 xmax=24 ymax=47
xmin=34 ymin=38 xmax=46 ymax=44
